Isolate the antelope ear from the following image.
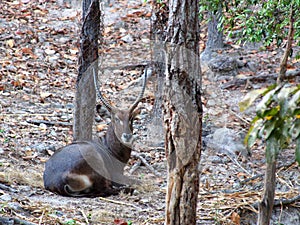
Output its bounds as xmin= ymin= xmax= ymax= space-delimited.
xmin=131 ymin=108 xmax=141 ymax=120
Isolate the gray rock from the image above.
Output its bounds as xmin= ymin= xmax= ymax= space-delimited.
xmin=0 ymin=193 xmax=12 ymax=201
xmin=207 ymin=56 xmax=238 ymax=81
xmin=7 ymin=202 xmax=23 ymax=211
xmin=208 ymin=56 xmax=238 ymax=72
xmin=246 ymin=61 xmax=258 ymax=72
xmin=121 ymin=34 xmax=134 ymax=43
xmin=206 ymin=127 xmax=248 ymax=157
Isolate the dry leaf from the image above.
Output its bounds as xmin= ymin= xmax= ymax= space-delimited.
xmin=21 ymin=47 xmax=33 ymax=55
xmin=231 ymin=212 xmax=240 ymax=225
xmin=40 ymin=92 xmax=52 ymax=99
xmin=6 ymin=39 xmax=14 ymax=48
xmin=96 ymin=124 xmax=108 ymax=132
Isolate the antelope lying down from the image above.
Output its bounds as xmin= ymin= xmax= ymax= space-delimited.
xmin=43 ymin=69 xmax=147 ymax=197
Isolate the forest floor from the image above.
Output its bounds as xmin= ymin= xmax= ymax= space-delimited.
xmin=0 ymin=0 xmax=300 ymax=225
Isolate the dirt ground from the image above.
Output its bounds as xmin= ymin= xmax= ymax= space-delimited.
xmin=0 ymin=0 xmax=299 ymax=224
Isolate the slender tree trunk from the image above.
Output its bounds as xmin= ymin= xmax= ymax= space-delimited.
xmin=277 ymin=3 xmax=294 ymax=84
xmin=257 ymin=159 xmax=277 ymax=225
xmin=148 ymin=1 xmax=169 ymax=146
xmin=73 ymin=0 xmax=100 ymax=141
xmin=257 ymin=136 xmax=279 ymax=225
xmin=163 ymin=1 xmax=202 ymax=224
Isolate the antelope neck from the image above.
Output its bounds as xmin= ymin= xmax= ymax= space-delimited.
xmin=104 ymin=124 xmax=132 ymax=164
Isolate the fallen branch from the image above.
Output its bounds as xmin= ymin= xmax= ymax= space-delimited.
xmin=26 ymin=120 xmax=72 ymax=127
xmin=274 ymin=194 xmax=300 ymax=206
xmin=98 ymin=197 xmax=140 ymax=209
xmin=0 ymin=183 xmax=18 ymax=193
xmin=222 ymin=69 xmax=300 ymax=89
xmin=0 ymin=216 xmax=37 ymax=225
xmin=129 ymin=160 xmax=142 ymax=174
xmin=252 ymin=194 xmax=300 ymax=209
xmin=241 ymin=160 xmax=296 ymax=184
xmin=131 ymin=151 xmax=161 ymax=177
xmin=101 ymin=61 xmax=150 ymax=71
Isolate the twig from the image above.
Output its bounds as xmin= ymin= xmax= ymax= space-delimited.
xmin=38 ymin=210 xmax=44 ymax=225
xmin=98 ymin=197 xmax=140 ymax=209
xmin=0 ymin=216 xmax=37 ymax=225
xmin=241 ymin=160 xmax=296 ymax=184
xmin=80 ymin=209 xmax=90 ymax=224
xmin=0 ymin=183 xmax=18 ymax=193
xmin=1 ymin=113 xmax=57 ymax=117
xmin=222 ymin=70 xmax=300 ymax=89
xmin=26 ymin=120 xmax=72 ymax=127
xmin=274 ymin=194 xmax=300 ymax=206
xmin=252 ymin=194 xmax=300 ymax=209
xmin=225 ymin=154 xmax=252 ymax=176
xmin=240 ymin=173 xmax=264 ymax=184
xmin=101 ymin=61 xmax=150 ymax=71
xmin=228 ymin=108 xmax=250 ymax=125
xmin=129 ymin=160 xmax=142 ymax=174
xmin=131 ymin=151 xmax=161 ymax=177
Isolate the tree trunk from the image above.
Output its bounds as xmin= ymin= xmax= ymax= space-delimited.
xmin=201 ymin=4 xmax=224 ymax=70
xmin=257 ymin=160 xmax=277 ymax=225
xmin=163 ymin=1 xmax=202 ymax=224
xmin=257 ymin=136 xmax=279 ymax=225
xmin=148 ymin=1 xmax=169 ymax=146
xmin=277 ymin=3 xmax=294 ymax=84
xmin=73 ymin=0 xmax=100 ymax=141
xmin=206 ymin=4 xmax=224 ymax=51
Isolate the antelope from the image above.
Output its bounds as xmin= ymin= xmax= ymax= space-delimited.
xmin=43 ymin=69 xmax=147 ymax=197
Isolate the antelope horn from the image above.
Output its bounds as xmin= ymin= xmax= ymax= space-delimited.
xmin=93 ymin=68 xmax=115 ymax=112
xmin=129 ymin=68 xmax=148 ymax=113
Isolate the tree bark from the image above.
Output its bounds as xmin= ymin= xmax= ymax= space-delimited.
xmin=148 ymin=1 xmax=169 ymax=146
xmin=206 ymin=4 xmax=224 ymax=51
xmin=73 ymin=0 xmax=100 ymax=141
xmin=257 ymin=159 xmax=277 ymax=225
xmin=163 ymin=1 xmax=202 ymax=224
xmin=277 ymin=3 xmax=294 ymax=84
xmin=257 ymin=136 xmax=279 ymax=225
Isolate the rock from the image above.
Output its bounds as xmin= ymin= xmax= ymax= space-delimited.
xmin=246 ymin=61 xmax=258 ymax=72
xmin=206 ymin=99 xmax=216 ymax=107
xmin=206 ymin=127 xmax=248 ymax=157
xmin=236 ymin=59 xmax=246 ymax=68
xmin=208 ymin=56 xmax=237 ymax=72
xmin=7 ymin=202 xmax=23 ymax=211
xmin=207 ymin=56 xmax=238 ymax=81
xmin=121 ymin=34 xmax=134 ymax=43
xmin=0 ymin=193 xmax=12 ymax=201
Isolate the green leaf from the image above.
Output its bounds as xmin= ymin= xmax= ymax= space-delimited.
xmin=257 ymin=89 xmax=277 ymax=117
xmin=239 ymin=88 xmax=267 ymax=112
xmin=289 ymin=119 xmax=300 ymax=139
xmin=259 ymin=119 xmax=277 ymax=140
xmin=277 ymin=86 xmax=295 ymax=102
xmin=260 ymin=107 xmax=279 ymax=119
xmin=245 ymin=118 xmax=263 ymax=148
xmin=289 ymin=89 xmax=300 ymax=112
